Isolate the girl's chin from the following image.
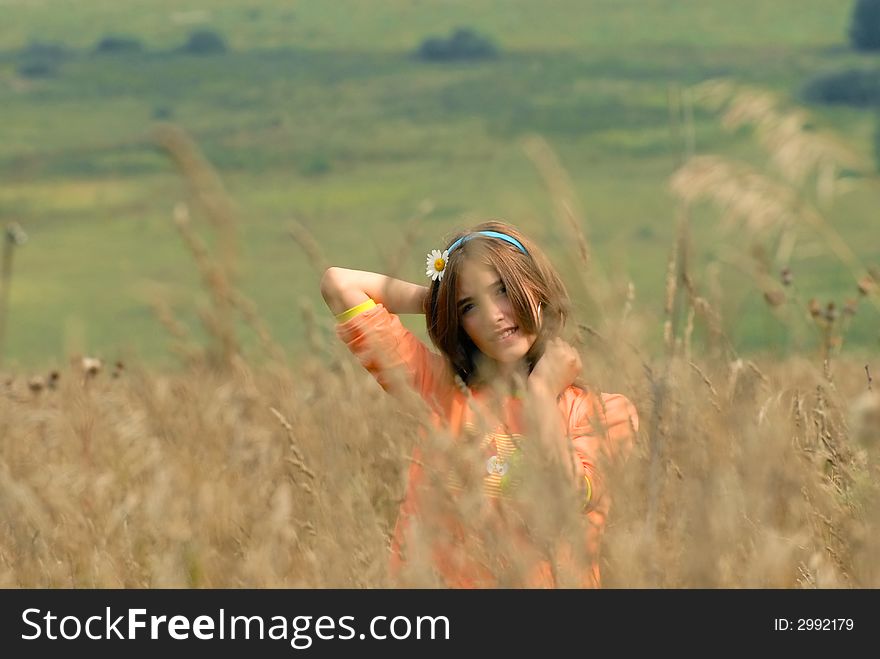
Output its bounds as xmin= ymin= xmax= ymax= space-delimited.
xmin=506 ymin=338 xmax=538 ymax=357
xmin=477 ymin=338 xmax=533 ymax=366
xmin=492 ymin=345 xmax=530 ymax=363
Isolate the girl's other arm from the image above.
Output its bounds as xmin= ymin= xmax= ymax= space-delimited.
xmin=526 ymin=337 xmax=585 ymax=482
xmin=527 ymin=385 xmax=584 ymax=480
xmin=320 ymin=267 xmax=428 ymax=316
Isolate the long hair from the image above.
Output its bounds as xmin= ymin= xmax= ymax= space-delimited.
xmin=423 ymin=220 xmax=572 ymax=388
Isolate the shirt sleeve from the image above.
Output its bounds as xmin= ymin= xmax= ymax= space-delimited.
xmin=567 ymin=391 xmax=639 ymax=511
xmin=335 ymin=302 xmax=457 ymax=416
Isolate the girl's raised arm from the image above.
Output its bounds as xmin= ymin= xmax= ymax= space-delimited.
xmin=320 ymin=267 xmax=428 ymax=316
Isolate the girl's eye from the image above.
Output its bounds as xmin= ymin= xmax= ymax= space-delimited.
xmin=461 ymin=285 xmax=504 ymax=314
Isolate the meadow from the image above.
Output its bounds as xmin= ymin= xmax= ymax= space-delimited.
xmin=0 ymin=1 xmax=879 ymax=587
xmin=0 ymin=0 xmax=878 ymax=367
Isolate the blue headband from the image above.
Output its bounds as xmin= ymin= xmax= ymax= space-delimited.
xmin=447 ymin=230 xmax=528 ymax=256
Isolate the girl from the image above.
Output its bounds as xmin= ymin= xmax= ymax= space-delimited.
xmin=320 ymin=220 xmax=638 ymax=587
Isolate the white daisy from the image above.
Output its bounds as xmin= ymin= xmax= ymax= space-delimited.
xmin=426 ymin=249 xmax=449 ymax=282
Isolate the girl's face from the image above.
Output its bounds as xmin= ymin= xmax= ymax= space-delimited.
xmin=456 ymin=258 xmax=538 ymax=369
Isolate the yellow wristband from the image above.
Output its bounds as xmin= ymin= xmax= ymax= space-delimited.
xmin=583 ymin=475 xmax=593 ymax=508
xmin=335 ymin=298 xmax=377 ymax=323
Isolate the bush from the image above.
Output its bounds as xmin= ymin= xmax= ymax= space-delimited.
xmin=299 ymin=153 xmax=331 ymax=176
xmin=417 ymin=27 xmax=498 ymax=62
xmin=16 ymin=41 xmax=69 ymax=78
xmin=850 ymin=0 xmax=880 ymax=51
xmin=802 ymin=68 xmax=880 ymax=107
xmin=180 ymin=29 xmax=228 ymax=55
xmin=17 ymin=59 xmax=58 ymax=78
xmin=152 ymin=105 xmax=174 ymax=120
xmin=94 ymin=35 xmax=144 ymax=54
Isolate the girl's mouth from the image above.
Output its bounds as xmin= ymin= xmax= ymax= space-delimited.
xmin=497 ymin=327 xmax=518 ymax=341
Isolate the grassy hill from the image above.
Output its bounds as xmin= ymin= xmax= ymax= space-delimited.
xmin=0 ymin=0 xmax=877 ymax=368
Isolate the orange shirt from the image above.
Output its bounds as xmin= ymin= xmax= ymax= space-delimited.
xmin=336 ymin=302 xmax=639 ymax=587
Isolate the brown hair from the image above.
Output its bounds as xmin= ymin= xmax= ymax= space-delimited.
xmin=423 ymin=220 xmax=571 ymax=388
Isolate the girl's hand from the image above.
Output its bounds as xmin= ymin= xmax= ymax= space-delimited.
xmin=528 ymin=337 xmax=582 ymax=398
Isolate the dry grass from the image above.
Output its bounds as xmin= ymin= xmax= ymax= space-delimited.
xmin=2 ymin=313 xmax=877 ymax=588
xmin=1 ymin=118 xmax=878 ymax=588
xmin=670 ymin=80 xmax=880 ymax=364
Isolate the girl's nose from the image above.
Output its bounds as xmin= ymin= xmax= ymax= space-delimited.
xmin=484 ymin=299 xmax=505 ymax=324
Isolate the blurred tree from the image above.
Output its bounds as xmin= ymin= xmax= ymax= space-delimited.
xmin=850 ymin=0 xmax=880 ymax=51
xmin=417 ymin=27 xmax=497 ymax=62
xmin=802 ymin=68 xmax=880 ymax=106
xmin=94 ymin=35 xmax=144 ymax=54
xmin=180 ymin=30 xmax=228 ymax=55
xmin=152 ymin=105 xmax=174 ymax=120
xmin=300 ymin=153 xmax=331 ymax=177
xmin=16 ymin=41 xmax=68 ymax=78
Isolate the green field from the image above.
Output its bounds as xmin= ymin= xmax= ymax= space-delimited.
xmin=1 ymin=0 xmax=878 ymax=368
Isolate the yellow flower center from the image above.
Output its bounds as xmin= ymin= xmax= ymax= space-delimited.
xmin=434 ymin=257 xmax=445 ymax=271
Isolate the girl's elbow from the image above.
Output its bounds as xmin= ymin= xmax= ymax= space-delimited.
xmin=320 ymin=267 xmax=343 ymax=303
xmin=320 ymin=267 xmax=369 ymax=315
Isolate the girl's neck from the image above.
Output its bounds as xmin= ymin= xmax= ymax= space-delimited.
xmin=472 ymin=359 xmax=529 ymax=398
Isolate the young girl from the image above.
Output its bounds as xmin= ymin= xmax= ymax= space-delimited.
xmin=320 ymin=220 xmax=639 ymax=588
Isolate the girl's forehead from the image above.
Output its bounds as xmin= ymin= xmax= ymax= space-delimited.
xmin=457 ymin=259 xmax=501 ymax=295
